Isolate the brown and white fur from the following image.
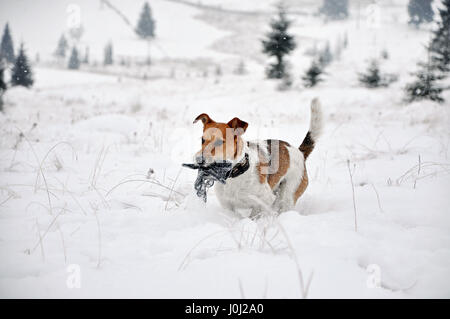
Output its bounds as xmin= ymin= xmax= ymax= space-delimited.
xmin=193 ymin=98 xmax=323 ymax=216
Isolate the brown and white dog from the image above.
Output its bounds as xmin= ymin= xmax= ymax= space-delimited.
xmin=193 ymin=98 xmax=323 ymax=216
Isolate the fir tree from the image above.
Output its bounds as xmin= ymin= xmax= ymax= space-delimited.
xmin=262 ymin=4 xmax=296 ymax=79
xmin=0 ymin=61 xmax=6 ymax=111
xmin=302 ymin=60 xmax=324 ymax=88
xmin=405 ymin=58 xmax=444 ymax=103
xmin=136 ymin=2 xmax=156 ymax=39
xmin=104 ymin=42 xmax=113 ymax=66
xmin=0 ymin=62 xmax=6 ymax=92
xmin=11 ymin=43 xmax=33 ymax=88
xmin=320 ymin=0 xmax=349 ymax=20
xmin=0 ymin=23 xmax=15 ymax=64
xmin=68 ymin=47 xmax=80 ymax=70
xmin=359 ymin=60 xmax=382 ymax=88
xmin=430 ymin=0 xmax=450 ymax=73
xmin=359 ymin=59 xmax=397 ymax=88
xmin=54 ymin=34 xmax=68 ymax=58
xmin=408 ymin=0 xmax=434 ymax=26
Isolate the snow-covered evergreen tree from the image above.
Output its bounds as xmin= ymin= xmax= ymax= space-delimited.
xmin=68 ymin=47 xmax=80 ymax=70
xmin=430 ymin=0 xmax=450 ymax=73
xmin=11 ymin=43 xmax=33 ymax=88
xmin=359 ymin=60 xmax=382 ymax=88
xmin=262 ymin=4 xmax=296 ymax=79
xmin=405 ymin=58 xmax=444 ymax=103
xmin=136 ymin=2 xmax=155 ymax=39
xmin=0 ymin=23 xmax=15 ymax=64
xmin=320 ymin=0 xmax=349 ymax=20
xmin=408 ymin=0 xmax=434 ymax=26
xmin=54 ymin=34 xmax=68 ymax=58
xmin=302 ymin=60 xmax=324 ymax=88
xmin=359 ymin=59 xmax=397 ymax=88
xmin=0 ymin=61 xmax=6 ymax=111
xmin=104 ymin=42 xmax=113 ymax=66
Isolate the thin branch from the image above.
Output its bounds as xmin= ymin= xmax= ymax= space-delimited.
xmin=347 ymin=160 xmax=358 ymax=232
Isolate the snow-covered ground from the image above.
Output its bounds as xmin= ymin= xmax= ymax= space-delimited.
xmin=1 ymin=0 xmax=450 ymax=298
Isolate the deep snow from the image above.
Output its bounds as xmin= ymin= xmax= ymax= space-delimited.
xmin=0 ymin=0 xmax=450 ymax=298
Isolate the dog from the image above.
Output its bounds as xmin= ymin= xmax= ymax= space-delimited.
xmin=193 ymin=98 xmax=323 ymax=216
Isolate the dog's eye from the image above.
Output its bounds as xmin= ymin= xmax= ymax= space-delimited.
xmin=201 ymin=138 xmax=205 ymax=144
xmin=214 ymin=139 xmax=224 ymax=147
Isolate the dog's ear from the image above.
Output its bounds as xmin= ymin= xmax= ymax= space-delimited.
xmin=227 ymin=117 xmax=248 ymax=135
xmin=193 ymin=113 xmax=213 ymax=125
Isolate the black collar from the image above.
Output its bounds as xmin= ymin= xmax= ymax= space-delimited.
xmin=228 ymin=153 xmax=249 ymax=179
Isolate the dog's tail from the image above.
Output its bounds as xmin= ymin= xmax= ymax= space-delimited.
xmin=299 ymin=97 xmax=323 ymax=160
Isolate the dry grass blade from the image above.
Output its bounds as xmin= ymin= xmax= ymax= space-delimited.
xmin=33 ymin=141 xmax=77 ymax=192
xmin=347 ymin=160 xmax=358 ymax=232
xmin=165 ymin=168 xmax=182 ymax=211
xmin=106 ymin=179 xmax=185 ymax=197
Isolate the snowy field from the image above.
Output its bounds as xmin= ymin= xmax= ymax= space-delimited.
xmin=1 ymin=0 xmax=450 ymax=298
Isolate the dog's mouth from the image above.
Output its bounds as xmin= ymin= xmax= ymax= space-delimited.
xmin=182 ymin=161 xmax=233 ymax=202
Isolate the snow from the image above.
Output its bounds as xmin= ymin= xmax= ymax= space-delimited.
xmin=1 ymin=0 xmax=450 ymax=298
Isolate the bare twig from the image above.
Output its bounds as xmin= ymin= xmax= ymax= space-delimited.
xmin=90 ymin=203 xmax=102 ymax=269
xmin=35 ymin=218 xmax=45 ymax=261
xmin=370 ymin=183 xmax=383 ymax=213
xmin=34 ymin=141 xmax=77 ymax=192
xmin=347 ymin=160 xmax=358 ymax=232
xmin=165 ymin=168 xmax=182 ymax=211
xmin=18 ymin=127 xmax=53 ymax=212
xmin=106 ymin=179 xmax=185 ymax=197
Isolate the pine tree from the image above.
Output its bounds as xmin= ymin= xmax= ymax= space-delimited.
xmin=320 ymin=0 xmax=349 ymax=20
xmin=359 ymin=60 xmax=382 ymax=88
xmin=11 ymin=43 xmax=33 ymax=88
xmin=136 ymin=2 xmax=156 ymax=39
xmin=0 ymin=61 xmax=6 ymax=111
xmin=405 ymin=58 xmax=444 ymax=103
xmin=408 ymin=0 xmax=434 ymax=26
xmin=68 ymin=47 xmax=80 ymax=70
xmin=359 ymin=59 xmax=397 ymax=88
xmin=262 ymin=4 xmax=296 ymax=79
xmin=0 ymin=62 xmax=6 ymax=92
xmin=0 ymin=23 xmax=15 ymax=64
xmin=104 ymin=42 xmax=113 ymax=65
xmin=54 ymin=34 xmax=68 ymax=58
xmin=302 ymin=60 xmax=324 ymax=87
xmin=430 ymin=0 xmax=450 ymax=73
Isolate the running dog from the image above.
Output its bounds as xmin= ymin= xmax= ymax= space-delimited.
xmin=193 ymin=98 xmax=323 ymax=215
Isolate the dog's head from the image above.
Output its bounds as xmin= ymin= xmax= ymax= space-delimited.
xmin=193 ymin=113 xmax=248 ymax=164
